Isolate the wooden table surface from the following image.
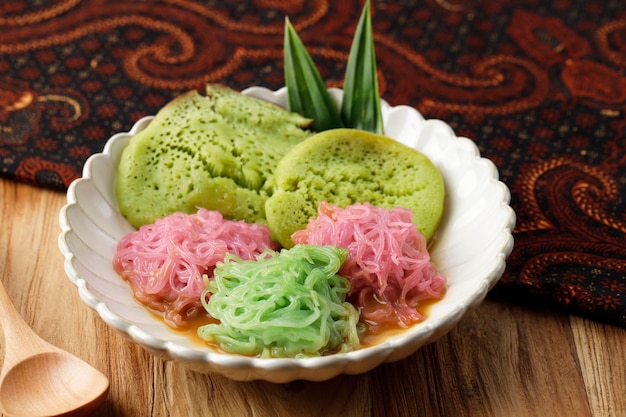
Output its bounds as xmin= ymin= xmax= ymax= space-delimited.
xmin=1 ymin=176 xmax=625 ymax=417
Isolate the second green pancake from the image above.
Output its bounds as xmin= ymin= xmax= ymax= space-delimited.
xmin=265 ymin=128 xmax=445 ymax=248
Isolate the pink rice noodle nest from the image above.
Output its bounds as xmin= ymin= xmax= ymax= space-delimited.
xmin=113 ymin=208 xmax=276 ymax=328
xmin=292 ymin=202 xmax=446 ymax=328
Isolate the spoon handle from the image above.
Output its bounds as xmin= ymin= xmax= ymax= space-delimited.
xmin=0 ymin=280 xmax=53 ymax=367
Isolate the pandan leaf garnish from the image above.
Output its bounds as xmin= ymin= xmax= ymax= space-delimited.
xmin=283 ymin=17 xmax=345 ymax=132
xmin=283 ymin=1 xmax=382 ymax=134
xmin=341 ymin=0 xmax=383 ymax=134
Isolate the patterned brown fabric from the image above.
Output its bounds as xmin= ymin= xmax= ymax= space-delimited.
xmin=1 ymin=0 xmax=625 ymax=326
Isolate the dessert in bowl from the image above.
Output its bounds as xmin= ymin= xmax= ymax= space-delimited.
xmin=58 ymin=86 xmax=515 ymax=383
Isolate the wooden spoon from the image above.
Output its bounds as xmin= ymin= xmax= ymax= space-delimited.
xmin=0 ymin=280 xmax=109 ymax=417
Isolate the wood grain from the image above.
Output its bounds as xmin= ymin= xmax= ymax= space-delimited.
xmin=0 ymin=177 xmax=624 ymax=417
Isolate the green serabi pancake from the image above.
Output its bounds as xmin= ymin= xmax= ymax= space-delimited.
xmin=265 ymin=128 xmax=445 ymax=248
xmin=116 ymin=85 xmax=312 ymax=228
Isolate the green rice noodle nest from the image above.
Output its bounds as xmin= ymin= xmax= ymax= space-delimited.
xmin=199 ymin=244 xmax=362 ymax=358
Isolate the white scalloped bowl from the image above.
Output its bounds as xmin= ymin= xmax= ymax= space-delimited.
xmin=58 ymin=86 xmax=515 ymax=383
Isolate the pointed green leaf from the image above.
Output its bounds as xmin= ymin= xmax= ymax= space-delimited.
xmin=341 ymin=0 xmax=383 ymax=134
xmin=283 ymin=18 xmax=344 ymax=132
